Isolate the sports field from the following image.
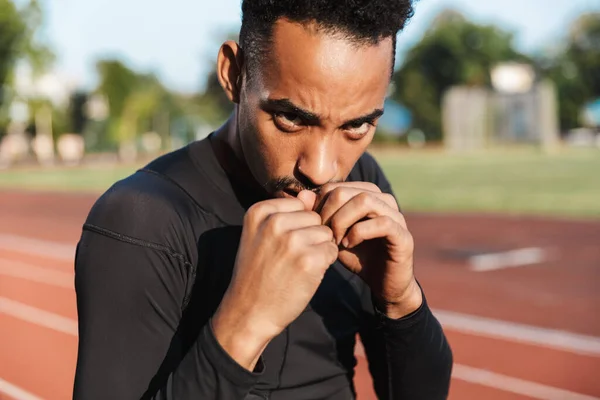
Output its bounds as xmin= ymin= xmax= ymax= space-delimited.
xmin=2 ymin=147 xmax=599 ymax=217
xmin=0 ymin=147 xmax=599 ymax=399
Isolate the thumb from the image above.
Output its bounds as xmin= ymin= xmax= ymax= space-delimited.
xmin=297 ymin=190 xmax=317 ymax=211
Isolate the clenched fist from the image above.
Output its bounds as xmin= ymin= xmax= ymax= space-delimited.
xmin=212 ymin=190 xmax=338 ymax=371
xmin=315 ymin=182 xmax=422 ymax=320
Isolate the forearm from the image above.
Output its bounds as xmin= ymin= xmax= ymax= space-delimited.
xmin=211 ymin=297 xmax=274 ymax=372
xmin=75 ymin=322 xmax=263 ymax=400
xmin=362 ymin=290 xmax=453 ymax=400
xmin=145 ymin=323 xmax=263 ymax=399
xmin=73 ymin=232 xmax=263 ymax=400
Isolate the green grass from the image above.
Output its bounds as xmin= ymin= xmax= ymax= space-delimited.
xmin=373 ymin=147 xmax=600 ymax=218
xmin=0 ymin=164 xmax=141 ymax=193
xmin=1 ymin=147 xmax=599 ymax=218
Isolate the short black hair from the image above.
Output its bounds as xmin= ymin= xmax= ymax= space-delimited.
xmin=239 ymin=0 xmax=415 ymax=81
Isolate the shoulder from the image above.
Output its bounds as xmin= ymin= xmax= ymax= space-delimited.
xmin=84 ymin=170 xmax=194 ymax=248
xmin=83 ymin=149 xmax=216 ymax=256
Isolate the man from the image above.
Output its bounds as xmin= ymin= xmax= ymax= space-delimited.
xmin=73 ymin=0 xmax=453 ymax=399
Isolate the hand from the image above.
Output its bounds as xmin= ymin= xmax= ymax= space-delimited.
xmin=212 ymin=191 xmax=338 ymax=370
xmin=315 ymin=182 xmax=422 ymax=319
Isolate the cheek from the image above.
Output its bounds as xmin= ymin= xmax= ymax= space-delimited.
xmin=240 ymin=109 xmax=299 ymax=180
xmin=256 ymin=117 xmax=300 ymax=174
xmin=339 ymin=139 xmax=372 ymax=179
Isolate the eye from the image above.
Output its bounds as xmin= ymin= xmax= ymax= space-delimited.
xmin=344 ymin=121 xmax=373 ymax=137
xmin=273 ymin=112 xmax=303 ymax=132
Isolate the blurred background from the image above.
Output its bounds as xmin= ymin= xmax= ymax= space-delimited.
xmin=0 ymin=0 xmax=599 ymax=399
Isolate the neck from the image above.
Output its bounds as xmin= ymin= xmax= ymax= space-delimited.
xmin=212 ymin=112 xmax=243 ymax=161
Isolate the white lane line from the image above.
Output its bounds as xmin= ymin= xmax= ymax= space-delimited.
xmin=355 ymin=344 xmax=600 ymax=400
xmin=433 ymin=308 xmax=600 ymax=357
xmin=2 ymin=256 xmax=599 ymax=360
xmin=0 ymin=259 xmax=73 ymax=289
xmin=0 ymin=378 xmax=44 ymax=400
xmin=452 ymin=364 xmax=600 ymax=400
xmin=469 ymin=247 xmax=547 ymax=272
xmin=1 ymin=296 xmax=599 ymax=399
xmin=0 ymin=297 xmax=77 ymax=336
xmin=0 ymin=234 xmax=75 ymax=262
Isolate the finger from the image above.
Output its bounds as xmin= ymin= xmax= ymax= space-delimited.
xmin=298 ymin=241 xmax=339 ymax=272
xmin=287 ymin=225 xmax=334 ymax=247
xmin=246 ymin=198 xmax=306 ymax=225
xmin=320 ymin=188 xmax=399 ymax=227
xmin=315 ymin=182 xmax=382 ymax=212
xmin=297 ymin=190 xmax=317 ymax=211
xmin=321 ymin=181 xmax=382 ymax=195
xmin=262 ymin=211 xmax=322 ymax=236
xmin=329 ymin=193 xmax=402 ymax=244
xmin=342 ymin=216 xmax=410 ymax=249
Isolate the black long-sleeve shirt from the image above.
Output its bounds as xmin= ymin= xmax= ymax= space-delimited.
xmin=72 ymin=136 xmax=453 ymax=400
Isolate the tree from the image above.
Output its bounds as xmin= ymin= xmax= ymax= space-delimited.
xmin=0 ymin=0 xmax=24 ymax=97
xmin=194 ymin=30 xmax=240 ymax=125
xmin=196 ymin=67 xmax=234 ymax=125
xmin=94 ymin=59 xmax=164 ymax=146
xmin=95 ymin=59 xmax=140 ymax=135
xmin=540 ymin=13 xmax=600 ymax=131
xmin=392 ymin=10 xmax=530 ymax=141
xmin=0 ymin=0 xmax=54 ymax=133
xmin=93 ymin=58 xmax=195 ymax=155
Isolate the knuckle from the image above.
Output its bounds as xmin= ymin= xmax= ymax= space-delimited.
xmin=331 ymin=188 xmax=348 ymax=204
xmin=308 ymin=211 xmax=323 ymax=225
xmin=285 ymin=230 xmax=303 ymax=249
xmin=404 ymin=230 xmax=415 ymax=248
xmin=357 ymin=192 xmax=372 ymax=207
xmin=298 ymin=253 xmax=314 ymax=271
xmin=244 ymin=204 xmax=259 ymax=221
xmin=383 ymin=193 xmax=396 ymax=206
xmin=246 ymin=203 xmax=270 ymax=222
xmin=382 ymin=215 xmax=396 ymax=228
xmin=383 ymin=216 xmax=400 ymax=234
xmin=265 ymin=212 xmax=285 ymax=234
xmin=364 ymin=182 xmax=381 ymax=193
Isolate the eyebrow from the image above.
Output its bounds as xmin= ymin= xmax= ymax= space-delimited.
xmin=260 ymin=98 xmax=384 ymax=128
xmin=343 ymin=109 xmax=385 ymax=127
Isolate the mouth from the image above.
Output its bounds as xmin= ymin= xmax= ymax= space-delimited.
xmin=282 ymin=188 xmax=299 ymax=198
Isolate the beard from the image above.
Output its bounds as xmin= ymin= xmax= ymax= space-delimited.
xmin=263 ymin=176 xmax=343 ymax=197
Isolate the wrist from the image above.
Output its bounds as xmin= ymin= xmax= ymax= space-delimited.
xmin=211 ymin=300 xmax=273 ymax=371
xmin=376 ymin=279 xmax=423 ymax=320
xmin=212 ymin=299 xmax=275 ymax=371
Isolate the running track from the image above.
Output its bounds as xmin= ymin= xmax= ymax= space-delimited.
xmin=0 ymin=190 xmax=599 ymax=400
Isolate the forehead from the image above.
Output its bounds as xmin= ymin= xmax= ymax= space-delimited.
xmin=254 ymin=19 xmax=393 ymax=117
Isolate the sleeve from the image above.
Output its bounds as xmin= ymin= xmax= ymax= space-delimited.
xmin=356 ymin=153 xmax=453 ymax=399
xmin=73 ymin=229 xmax=263 ymax=400
xmin=359 ymin=287 xmax=453 ymax=400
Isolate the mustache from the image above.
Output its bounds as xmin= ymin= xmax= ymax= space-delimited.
xmin=264 ymin=176 xmax=342 ymax=195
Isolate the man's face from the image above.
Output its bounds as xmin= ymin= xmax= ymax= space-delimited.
xmin=237 ymin=19 xmax=393 ymax=199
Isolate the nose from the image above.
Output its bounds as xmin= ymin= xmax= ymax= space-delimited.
xmin=296 ymin=136 xmax=338 ymax=188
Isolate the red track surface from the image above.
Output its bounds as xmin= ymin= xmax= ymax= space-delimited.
xmin=1 ymin=190 xmax=599 ymax=400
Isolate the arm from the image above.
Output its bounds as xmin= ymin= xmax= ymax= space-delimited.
xmin=359 ymin=284 xmax=453 ymax=400
xmin=349 ymin=152 xmax=452 ymax=398
xmin=73 ymin=228 xmax=263 ymax=400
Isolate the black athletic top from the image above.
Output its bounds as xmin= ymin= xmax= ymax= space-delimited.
xmin=72 ymin=136 xmax=453 ymax=400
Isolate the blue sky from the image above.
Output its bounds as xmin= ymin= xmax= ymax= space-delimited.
xmin=40 ymin=0 xmax=600 ymax=93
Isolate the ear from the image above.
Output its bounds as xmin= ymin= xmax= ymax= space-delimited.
xmin=217 ymin=40 xmax=245 ymax=104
